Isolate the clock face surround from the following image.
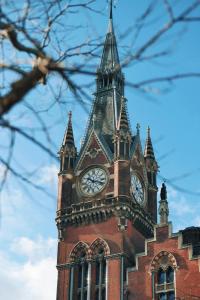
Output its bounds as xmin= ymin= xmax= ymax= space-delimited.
xmin=130 ymin=173 xmax=144 ymax=205
xmin=80 ymin=166 xmax=108 ymax=196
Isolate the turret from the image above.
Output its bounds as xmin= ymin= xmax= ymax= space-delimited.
xmin=57 ymin=112 xmax=76 ymax=221
xmin=59 ymin=111 xmax=77 ymax=172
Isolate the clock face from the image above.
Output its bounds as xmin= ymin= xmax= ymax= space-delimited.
xmin=80 ymin=167 xmax=107 ymax=196
xmin=131 ymin=174 xmax=144 ymax=205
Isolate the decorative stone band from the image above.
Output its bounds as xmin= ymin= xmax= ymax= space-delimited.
xmin=56 ymin=196 xmax=155 ymax=238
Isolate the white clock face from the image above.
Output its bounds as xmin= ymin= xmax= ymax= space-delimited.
xmin=131 ymin=174 xmax=144 ymax=205
xmin=80 ymin=167 xmax=107 ymax=195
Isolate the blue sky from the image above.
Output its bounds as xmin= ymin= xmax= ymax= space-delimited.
xmin=0 ymin=1 xmax=200 ymax=299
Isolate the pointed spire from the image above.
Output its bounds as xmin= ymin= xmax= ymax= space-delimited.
xmin=81 ymin=1 xmax=124 ymax=152
xmin=159 ymin=183 xmax=169 ymax=224
xmin=117 ymin=97 xmax=129 ymax=131
xmin=99 ymin=1 xmax=120 ymax=71
xmin=144 ymin=126 xmax=155 ymax=160
xmin=62 ymin=111 xmax=75 ymax=147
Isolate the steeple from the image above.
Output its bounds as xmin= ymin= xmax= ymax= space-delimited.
xmin=144 ymin=127 xmax=155 ymax=160
xmin=59 ymin=111 xmax=76 ymax=171
xmin=159 ymin=183 xmax=169 ymax=224
xmin=82 ymin=2 xmax=125 ymax=152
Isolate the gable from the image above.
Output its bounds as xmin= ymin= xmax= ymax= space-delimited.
xmin=75 ymin=131 xmax=112 ymax=172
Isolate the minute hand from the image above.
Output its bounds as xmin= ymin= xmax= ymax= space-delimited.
xmin=94 ymin=179 xmax=104 ymax=185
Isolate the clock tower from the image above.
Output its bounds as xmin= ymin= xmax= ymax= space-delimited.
xmin=56 ymin=3 xmax=158 ymax=300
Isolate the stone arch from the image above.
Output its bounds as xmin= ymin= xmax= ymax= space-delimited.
xmin=89 ymin=238 xmax=110 ymax=258
xmin=150 ymin=250 xmax=177 ymax=272
xmin=70 ymin=241 xmax=89 ymax=262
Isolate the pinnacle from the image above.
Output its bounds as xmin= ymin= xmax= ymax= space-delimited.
xmin=144 ymin=126 xmax=155 ymax=159
xmin=117 ymin=97 xmax=129 ymax=131
xmin=62 ymin=111 xmax=75 ymax=147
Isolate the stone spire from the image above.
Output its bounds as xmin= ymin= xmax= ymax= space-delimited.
xmin=59 ymin=111 xmax=76 ymax=171
xmin=144 ymin=126 xmax=155 ymax=160
xmin=82 ymin=1 xmax=124 ymax=152
xmin=159 ymin=183 xmax=169 ymax=224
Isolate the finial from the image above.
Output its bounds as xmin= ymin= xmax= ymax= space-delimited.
xmin=136 ymin=123 xmax=140 ymax=135
xmin=108 ymin=0 xmax=114 ymax=33
xmin=109 ymin=0 xmax=113 ymax=20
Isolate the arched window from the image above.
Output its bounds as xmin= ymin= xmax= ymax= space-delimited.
xmin=90 ymin=238 xmax=110 ymax=300
xmin=69 ymin=242 xmax=89 ymax=300
xmin=94 ymin=248 xmax=106 ymax=299
xmin=77 ymin=252 xmax=88 ymax=299
xmin=150 ymin=251 xmax=177 ymax=300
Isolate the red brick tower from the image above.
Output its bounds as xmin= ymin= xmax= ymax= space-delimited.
xmin=56 ymin=3 xmax=158 ymax=299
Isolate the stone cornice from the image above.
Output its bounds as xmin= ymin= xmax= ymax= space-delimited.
xmin=56 ymin=196 xmax=155 ymax=237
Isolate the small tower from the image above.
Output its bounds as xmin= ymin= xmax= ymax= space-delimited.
xmin=159 ymin=182 xmax=169 ymax=224
xmin=59 ymin=111 xmax=77 ymax=172
xmin=144 ymin=126 xmax=158 ymax=222
xmin=57 ymin=112 xmax=77 ymax=235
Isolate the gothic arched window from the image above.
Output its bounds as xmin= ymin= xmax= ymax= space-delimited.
xmin=69 ymin=242 xmax=89 ymax=300
xmin=150 ymin=251 xmax=177 ymax=300
xmin=90 ymin=238 xmax=110 ymax=300
xmin=94 ymin=248 xmax=106 ymax=299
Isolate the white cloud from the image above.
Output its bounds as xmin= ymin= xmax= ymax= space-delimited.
xmin=0 ymin=236 xmax=57 ymax=300
xmin=166 ymin=187 xmax=200 ymax=232
xmin=170 ymin=196 xmax=194 ymax=216
xmin=37 ymin=164 xmax=58 ymax=186
xmin=11 ymin=236 xmax=57 ymax=262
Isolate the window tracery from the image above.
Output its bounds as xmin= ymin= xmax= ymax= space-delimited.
xmin=90 ymin=238 xmax=110 ymax=300
xmin=150 ymin=251 xmax=177 ymax=300
xmin=69 ymin=239 xmax=110 ymax=300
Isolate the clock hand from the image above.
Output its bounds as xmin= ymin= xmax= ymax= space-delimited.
xmin=94 ymin=179 xmax=104 ymax=185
